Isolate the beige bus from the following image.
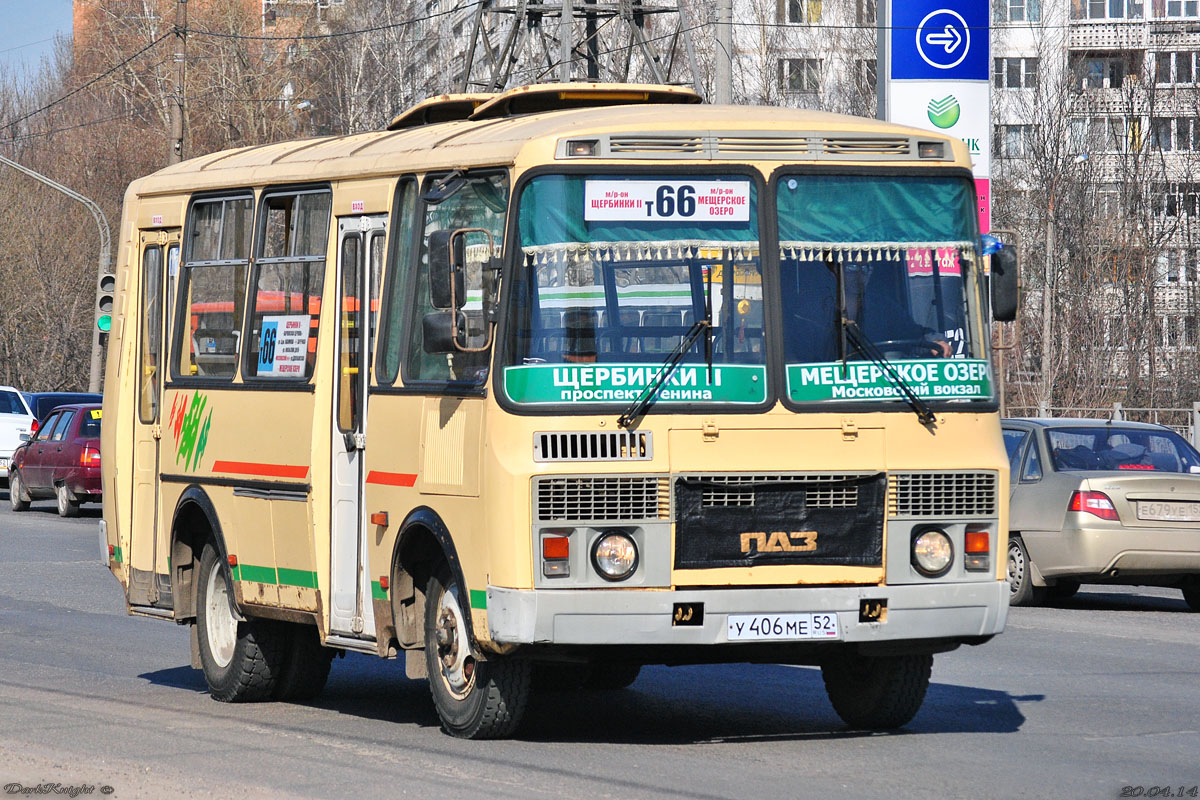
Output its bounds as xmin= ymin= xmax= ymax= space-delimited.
xmin=101 ymin=83 xmax=1018 ymax=739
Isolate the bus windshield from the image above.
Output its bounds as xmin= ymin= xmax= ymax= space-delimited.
xmin=503 ymin=173 xmax=767 ymax=407
xmin=777 ymin=174 xmax=992 ymax=405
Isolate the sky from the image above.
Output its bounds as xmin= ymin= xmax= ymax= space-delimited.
xmin=0 ymin=0 xmax=74 ymax=74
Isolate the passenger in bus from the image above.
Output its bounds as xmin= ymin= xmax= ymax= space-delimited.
xmin=562 ymin=307 xmax=598 ymax=363
xmin=784 ymin=258 xmax=952 ymax=363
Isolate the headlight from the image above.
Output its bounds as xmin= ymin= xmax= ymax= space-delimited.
xmin=591 ymin=531 xmax=638 ymax=581
xmin=912 ymin=529 xmax=953 ymax=577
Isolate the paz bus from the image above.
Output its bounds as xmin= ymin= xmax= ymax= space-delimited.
xmin=101 ymin=83 xmax=1019 ymax=739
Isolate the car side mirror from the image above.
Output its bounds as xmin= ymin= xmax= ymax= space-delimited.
xmin=422 ymin=310 xmax=466 ymax=354
xmin=428 ymin=230 xmax=465 ymax=310
xmin=991 ymin=246 xmax=1019 ymax=322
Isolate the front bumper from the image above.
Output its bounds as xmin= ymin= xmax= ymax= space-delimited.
xmin=487 ymin=580 xmax=1008 ymax=646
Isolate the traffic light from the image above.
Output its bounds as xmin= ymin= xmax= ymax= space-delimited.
xmin=96 ymin=273 xmax=115 ymax=333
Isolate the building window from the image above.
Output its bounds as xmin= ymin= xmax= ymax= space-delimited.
xmin=1155 ymin=249 xmax=1200 ymax=283
xmin=996 ymin=0 xmax=1042 ymax=22
xmin=781 ymin=0 xmax=822 ymax=23
xmin=994 ymin=124 xmax=1034 ymax=157
xmin=856 ymin=59 xmax=877 ymax=95
xmin=1152 ymin=117 xmax=1200 ymax=151
xmin=780 ymin=58 xmax=821 ymax=93
xmin=856 ymin=0 xmax=877 ymax=24
xmin=994 ymin=57 xmax=1040 ymax=87
xmin=1164 ymin=0 xmax=1200 ymax=17
xmin=1155 ymin=51 xmax=1198 ymax=84
xmin=1075 ymin=54 xmax=1129 ymax=89
xmin=1072 ymin=0 xmax=1143 ymax=18
xmin=1153 ymin=182 xmax=1200 ymax=217
xmin=1071 ymin=116 xmax=1136 ymax=153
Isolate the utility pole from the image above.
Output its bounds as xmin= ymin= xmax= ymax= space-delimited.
xmin=714 ymin=0 xmax=732 ymax=103
xmin=169 ymin=0 xmax=188 ymax=165
xmin=559 ymin=0 xmax=573 ymax=82
xmin=0 ymin=154 xmax=112 ymax=393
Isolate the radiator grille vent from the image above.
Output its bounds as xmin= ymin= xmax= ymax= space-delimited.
xmin=570 ymin=132 xmax=929 ymax=161
xmin=817 ymin=137 xmax=911 ymax=156
xmin=534 ymin=431 xmax=653 ymax=462
xmin=686 ymin=473 xmax=864 ymax=509
xmin=889 ymin=472 xmax=998 ymax=518
xmin=534 ymin=475 xmax=669 ymax=521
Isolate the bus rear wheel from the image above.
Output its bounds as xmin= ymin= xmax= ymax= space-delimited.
xmin=821 ymin=651 xmax=932 ymax=730
xmin=273 ymin=623 xmax=334 ymax=702
xmin=196 ymin=543 xmax=287 ymax=702
xmin=424 ymin=563 xmax=530 ymax=739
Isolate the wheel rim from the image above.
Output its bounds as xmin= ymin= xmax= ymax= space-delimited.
xmin=434 ymin=581 xmax=476 ymax=699
xmin=56 ymin=486 xmax=67 ymax=514
xmin=1007 ymin=542 xmax=1024 ymax=594
xmin=10 ymin=475 xmax=20 ymax=506
xmin=205 ymin=561 xmax=237 ymax=668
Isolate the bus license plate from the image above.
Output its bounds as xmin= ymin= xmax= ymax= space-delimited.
xmin=727 ymin=613 xmax=840 ymax=641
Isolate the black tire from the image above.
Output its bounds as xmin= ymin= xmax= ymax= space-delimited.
xmin=196 ymin=543 xmax=287 ymax=702
xmin=1183 ymin=585 xmax=1200 ymax=612
xmin=531 ymin=661 xmax=592 ymax=693
xmin=821 ymin=651 xmax=933 ymax=730
xmin=272 ymin=623 xmax=334 ymax=701
xmin=1007 ymin=536 xmax=1046 ymax=607
xmin=1047 ymin=580 xmax=1080 ymax=601
xmin=55 ymin=483 xmax=80 ymax=518
xmin=424 ymin=563 xmax=530 ymax=739
xmin=584 ymin=662 xmax=642 ymax=690
xmin=8 ymin=471 xmax=30 ymax=512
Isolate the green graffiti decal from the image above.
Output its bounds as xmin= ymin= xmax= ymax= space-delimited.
xmin=173 ymin=390 xmax=214 ymax=471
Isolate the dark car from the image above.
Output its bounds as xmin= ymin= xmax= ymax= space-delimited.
xmin=20 ymin=392 xmax=103 ymax=434
xmin=9 ymin=404 xmax=102 ymax=517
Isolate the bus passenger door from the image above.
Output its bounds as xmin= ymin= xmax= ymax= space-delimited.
xmin=330 ymin=215 xmax=387 ymax=636
xmin=129 ymin=229 xmax=180 ymax=607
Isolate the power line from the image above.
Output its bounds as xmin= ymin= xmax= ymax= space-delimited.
xmin=1 ymin=34 xmax=169 ymax=135
xmin=0 ymin=111 xmax=144 ymax=145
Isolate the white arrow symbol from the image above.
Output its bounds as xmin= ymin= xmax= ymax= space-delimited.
xmin=925 ymin=25 xmax=962 ymax=54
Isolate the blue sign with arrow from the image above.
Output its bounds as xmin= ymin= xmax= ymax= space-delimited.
xmin=891 ymin=0 xmax=988 ymax=81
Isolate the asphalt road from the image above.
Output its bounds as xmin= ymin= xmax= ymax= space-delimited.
xmin=1 ymin=489 xmax=1198 ymax=800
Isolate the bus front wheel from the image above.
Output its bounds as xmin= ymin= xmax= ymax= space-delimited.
xmin=821 ymin=651 xmax=932 ymax=730
xmin=424 ymin=562 xmax=530 ymax=739
xmin=196 ymin=543 xmax=287 ymax=702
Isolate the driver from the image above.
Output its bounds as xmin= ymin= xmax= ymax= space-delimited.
xmin=563 ymin=307 xmax=598 ymax=363
xmin=845 ymin=262 xmax=952 ymax=358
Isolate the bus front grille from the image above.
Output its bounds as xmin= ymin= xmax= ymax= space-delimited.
xmin=534 ymin=431 xmax=653 ymax=462
xmin=888 ymin=471 xmax=999 ymax=518
xmin=534 ymin=475 xmax=669 ymax=522
xmin=694 ymin=473 xmax=862 ymax=509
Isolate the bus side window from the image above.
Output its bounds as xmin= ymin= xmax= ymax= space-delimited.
xmin=404 ymin=171 xmax=508 ymax=385
xmin=244 ymin=189 xmax=331 ymax=382
xmin=174 ymin=195 xmax=252 ymax=380
xmin=377 ymin=178 xmax=419 ymax=385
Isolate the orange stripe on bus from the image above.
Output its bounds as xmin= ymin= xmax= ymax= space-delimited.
xmin=366 ymin=471 xmax=417 ymax=487
xmin=212 ymin=460 xmax=311 ymax=479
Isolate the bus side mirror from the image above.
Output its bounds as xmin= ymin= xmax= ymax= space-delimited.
xmin=429 ymin=230 xmax=466 ymax=310
xmin=422 ymin=310 xmax=466 ymax=354
xmin=991 ymin=246 xmax=1019 ymax=322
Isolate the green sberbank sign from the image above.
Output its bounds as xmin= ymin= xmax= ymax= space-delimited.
xmin=787 ymin=359 xmax=992 ymax=403
xmin=505 ymin=363 xmax=767 ymax=405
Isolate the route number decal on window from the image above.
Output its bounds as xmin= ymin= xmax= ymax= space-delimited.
xmin=584 ymin=180 xmax=751 ymax=222
xmin=257 ymin=315 xmax=310 ymax=378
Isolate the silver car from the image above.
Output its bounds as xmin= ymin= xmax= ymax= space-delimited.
xmin=1002 ymin=418 xmax=1200 ymax=610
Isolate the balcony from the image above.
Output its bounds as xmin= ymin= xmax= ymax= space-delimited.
xmin=1069 ymin=19 xmax=1149 ymax=51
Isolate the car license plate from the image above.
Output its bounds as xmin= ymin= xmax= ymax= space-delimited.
xmin=1137 ymin=501 xmax=1200 ymax=522
xmin=727 ymin=613 xmax=840 ymax=641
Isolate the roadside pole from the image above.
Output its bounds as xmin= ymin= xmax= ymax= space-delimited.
xmin=715 ymin=0 xmax=732 ymax=104
xmin=0 ymin=154 xmax=112 ymax=393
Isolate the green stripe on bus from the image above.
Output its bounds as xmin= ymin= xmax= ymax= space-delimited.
xmin=111 ymin=546 xmax=123 ymax=564
xmin=237 ymin=564 xmax=277 ymax=584
xmin=277 ymin=568 xmax=318 ymax=588
xmin=469 ymin=589 xmax=487 ymax=610
xmin=371 ymin=581 xmax=388 ymax=600
xmin=229 ymin=564 xmax=241 ymax=581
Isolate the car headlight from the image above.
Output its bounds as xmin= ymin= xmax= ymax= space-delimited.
xmin=591 ymin=531 xmax=638 ymax=581
xmin=912 ymin=528 xmax=953 ymax=577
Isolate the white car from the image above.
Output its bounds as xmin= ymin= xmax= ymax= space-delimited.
xmin=0 ymin=386 xmax=35 ymax=480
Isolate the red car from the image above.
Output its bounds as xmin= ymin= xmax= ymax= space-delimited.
xmin=9 ymin=404 xmax=102 ymax=517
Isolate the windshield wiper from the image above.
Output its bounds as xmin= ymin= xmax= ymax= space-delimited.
xmin=617 ymin=320 xmax=711 ymax=429
xmin=618 ymin=264 xmax=716 ymax=429
xmin=843 ymin=320 xmax=936 ymax=426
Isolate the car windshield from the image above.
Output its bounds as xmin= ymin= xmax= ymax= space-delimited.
xmin=1047 ymin=426 xmax=1200 ymax=473
xmin=0 ymin=390 xmax=28 ymax=415
xmin=503 ymin=173 xmax=767 ymax=406
xmin=776 ymin=174 xmax=991 ymax=405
